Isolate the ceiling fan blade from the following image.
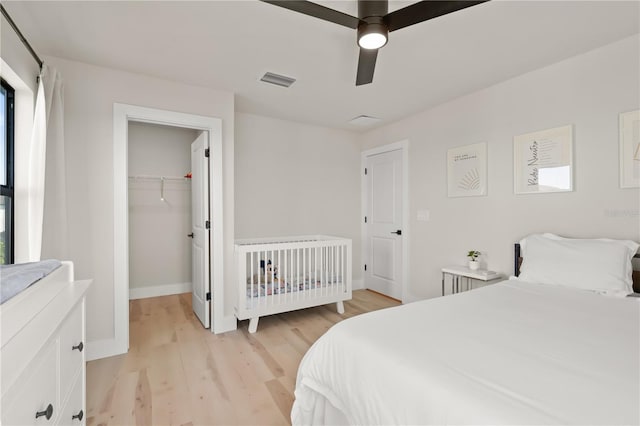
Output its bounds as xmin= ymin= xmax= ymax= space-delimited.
xmin=356 ymin=48 xmax=378 ymax=86
xmin=385 ymin=1 xmax=489 ymax=32
xmin=261 ymin=1 xmax=361 ymax=29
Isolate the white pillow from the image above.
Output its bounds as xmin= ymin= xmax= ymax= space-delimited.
xmin=518 ymin=233 xmax=639 ymax=297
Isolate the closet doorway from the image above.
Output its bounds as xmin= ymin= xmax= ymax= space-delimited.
xmin=113 ymin=104 xmax=223 ymax=357
xmin=127 ymin=122 xmax=210 ymax=328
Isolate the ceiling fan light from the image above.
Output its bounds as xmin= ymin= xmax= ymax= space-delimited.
xmin=357 ymin=21 xmax=388 ymax=50
xmin=359 ymin=32 xmax=387 ymax=49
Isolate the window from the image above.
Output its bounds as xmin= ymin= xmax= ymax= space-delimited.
xmin=1 ymin=79 xmax=15 ymax=264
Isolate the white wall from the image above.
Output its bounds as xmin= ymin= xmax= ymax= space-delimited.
xmin=43 ymin=56 xmax=235 ymax=346
xmin=235 ymin=113 xmax=363 ymax=284
xmin=0 ymin=14 xmax=38 ymax=95
xmin=128 ymin=122 xmax=198 ymax=294
xmin=360 ymin=35 xmax=640 ymax=301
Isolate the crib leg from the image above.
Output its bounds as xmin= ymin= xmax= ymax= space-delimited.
xmin=248 ymin=317 xmax=259 ymax=333
xmin=336 ymin=301 xmax=345 ymax=315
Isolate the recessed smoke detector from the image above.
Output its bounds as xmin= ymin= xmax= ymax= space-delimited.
xmin=260 ymin=72 xmax=296 ymax=88
xmin=348 ymin=115 xmax=381 ymax=127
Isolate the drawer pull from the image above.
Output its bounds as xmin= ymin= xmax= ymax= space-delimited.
xmin=72 ymin=410 xmax=84 ymax=421
xmin=35 ymin=404 xmax=54 ymax=420
xmin=72 ymin=342 xmax=84 ymax=352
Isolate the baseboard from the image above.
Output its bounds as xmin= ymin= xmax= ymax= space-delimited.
xmin=402 ymin=292 xmax=422 ymax=304
xmin=86 ymin=338 xmax=125 ymax=361
xmin=129 ymin=282 xmax=192 ymax=300
xmin=214 ymin=315 xmax=238 ymax=334
xmin=352 ymin=279 xmax=364 ymax=290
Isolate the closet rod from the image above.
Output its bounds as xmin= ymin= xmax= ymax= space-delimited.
xmin=128 ymin=175 xmax=189 ymax=181
xmin=1 ymin=5 xmax=43 ymax=71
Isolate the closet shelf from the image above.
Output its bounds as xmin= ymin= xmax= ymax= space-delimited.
xmin=128 ymin=175 xmax=190 ymax=182
xmin=128 ymin=175 xmax=190 ymax=202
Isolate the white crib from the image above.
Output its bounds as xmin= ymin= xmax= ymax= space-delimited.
xmin=235 ymin=235 xmax=352 ymax=333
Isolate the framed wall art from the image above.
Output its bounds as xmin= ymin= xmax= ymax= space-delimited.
xmin=619 ymin=110 xmax=640 ymax=188
xmin=447 ymin=142 xmax=487 ymax=197
xmin=514 ymin=125 xmax=573 ymax=194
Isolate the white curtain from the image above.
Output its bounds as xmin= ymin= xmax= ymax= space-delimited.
xmin=27 ymin=64 xmax=66 ymax=261
xmin=41 ymin=66 xmax=67 ymax=260
xmin=26 ymin=74 xmax=46 ymax=261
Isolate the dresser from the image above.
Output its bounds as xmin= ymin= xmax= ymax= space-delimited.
xmin=1 ymin=262 xmax=91 ymax=425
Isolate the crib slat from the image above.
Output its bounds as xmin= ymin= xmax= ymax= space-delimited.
xmin=338 ymin=245 xmax=341 ymax=294
xmin=296 ymin=249 xmax=304 ymax=300
xmin=341 ymin=244 xmax=344 ymax=294
xmin=323 ymin=246 xmax=326 ymax=296
xmin=303 ymin=248 xmax=306 ymax=300
xmin=331 ymin=245 xmax=335 ymax=295
xmin=321 ymin=246 xmax=324 ymax=295
xmin=250 ymin=252 xmax=254 ymax=307
xmin=336 ymin=245 xmax=339 ymax=294
xmin=262 ymin=251 xmax=264 ymax=303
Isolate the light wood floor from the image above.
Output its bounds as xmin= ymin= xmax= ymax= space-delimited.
xmin=86 ymin=290 xmax=399 ymax=426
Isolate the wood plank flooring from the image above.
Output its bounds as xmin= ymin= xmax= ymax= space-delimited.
xmin=86 ymin=290 xmax=399 ymax=426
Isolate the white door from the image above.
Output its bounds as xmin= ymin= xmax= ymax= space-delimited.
xmin=191 ymin=132 xmax=210 ymax=328
xmin=364 ymin=149 xmax=403 ymax=300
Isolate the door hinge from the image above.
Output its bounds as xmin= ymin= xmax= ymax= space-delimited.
xmin=364 ymin=264 xmax=367 ymax=271
xmin=205 ymin=220 xmax=210 ymax=229
xmin=205 ymin=148 xmax=210 ymax=158
xmin=206 ymin=292 xmax=211 ymax=301
xmin=364 ymin=216 xmax=367 ymax=223
xmin=364 ymin=168 xmax=367 ymax=175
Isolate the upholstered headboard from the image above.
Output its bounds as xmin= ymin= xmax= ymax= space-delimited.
xmin=514 ymin=243 xmax=640 ymax=294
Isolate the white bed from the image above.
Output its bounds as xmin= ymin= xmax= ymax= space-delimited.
xmin=292 ymin=235 xmax=640 ymax=425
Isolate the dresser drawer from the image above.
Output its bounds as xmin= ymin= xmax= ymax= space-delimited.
xmin=59 ymin=301 xmax=84 ymax=397
xmin=57 ymin=371 xmax=84 ymax=426
xmin=1 ymin=343 xmax=59 ymax=425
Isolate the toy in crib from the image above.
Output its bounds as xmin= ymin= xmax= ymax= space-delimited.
xmin=248 ymin=259 xmax=279 ymax=284
xmin=248 ymin=273 xmax=278 ymax=284
xmin=246 ymin=276 xmax=289 ymax=298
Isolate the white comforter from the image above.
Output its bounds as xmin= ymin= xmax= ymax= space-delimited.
xmin=291 ymin=280 xmax=640 ymax=425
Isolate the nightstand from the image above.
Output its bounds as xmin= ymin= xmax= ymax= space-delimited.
xmin=441 ymin=266 xmax=504 ymax=296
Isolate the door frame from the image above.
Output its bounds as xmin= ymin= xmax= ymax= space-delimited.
xmin=361 ymin=140 xmax=410 ymax=302
xmin=113 ymin=103 xmax=224 ymax=356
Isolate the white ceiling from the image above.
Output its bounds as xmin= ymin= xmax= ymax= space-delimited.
xmin=4 ymin=1 xmax=639 ymax=131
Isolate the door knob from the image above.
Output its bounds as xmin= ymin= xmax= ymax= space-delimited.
xmin=72 ymin=410 xmax=84 ymax=421
xmin=35 ymin=404 xmax=54 ymax=420
xmin=72 ymin=342 xmax=84 ymax=352
xmin=391 ymin=230 xmax=402 ymax=235
xmin=187 ymin=233 xmax=194 ymax=238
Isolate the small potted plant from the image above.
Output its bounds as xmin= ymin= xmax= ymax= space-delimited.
xmin=467 ymin=250 xmax=481 ymax=270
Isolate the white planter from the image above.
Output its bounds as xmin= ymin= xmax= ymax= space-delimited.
xmin=468 ymin=260 xmax=480 ymax=270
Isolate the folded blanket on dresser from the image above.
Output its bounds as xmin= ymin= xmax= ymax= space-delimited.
xmin=0 ymin=260 xmax=62 ymax=304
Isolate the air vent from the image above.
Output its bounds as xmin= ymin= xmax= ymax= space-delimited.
xmin=348 ymin=115 xmax=381 ymax=127
xmin=260 ymin=72 xmax=296 ymax=88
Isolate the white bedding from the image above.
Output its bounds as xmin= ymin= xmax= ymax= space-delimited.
xmin=291 ymin=279 xmax=640 ymax=425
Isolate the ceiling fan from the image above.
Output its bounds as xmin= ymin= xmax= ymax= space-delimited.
xmin=261 ymin=0 xmax=489 ymax=86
